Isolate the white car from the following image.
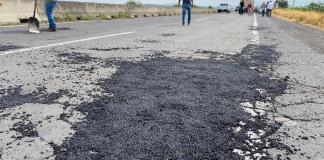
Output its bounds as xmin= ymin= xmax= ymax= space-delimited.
xmin=217 ymin=3 xmax=230 ymax=13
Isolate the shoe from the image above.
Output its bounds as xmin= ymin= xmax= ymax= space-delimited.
xmin=47 ymin=28 xmax=57 ymax=32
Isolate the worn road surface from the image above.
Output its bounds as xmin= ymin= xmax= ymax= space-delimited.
xmin=0 ymin=13 xmax=323 ymax=160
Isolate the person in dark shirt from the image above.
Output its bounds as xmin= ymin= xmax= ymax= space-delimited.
xmin=239 ymin=0 xmax=244 ymax=16
xmin=178 ymin=0 xmax=193 ymax=26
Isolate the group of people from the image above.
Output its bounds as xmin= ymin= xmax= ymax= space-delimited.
xmin=239 ymin=0 xmax=275 ymax=17
xmin=44 ymin=0 xmax=194 ymax=32
xmin=261 ymin=0 xmax=275 ymax=17
xmin=44 ymin=0 xmax=278 ymax=32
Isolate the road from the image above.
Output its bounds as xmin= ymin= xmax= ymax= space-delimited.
xmin=0 ymin=13 xmax=323 ymax=160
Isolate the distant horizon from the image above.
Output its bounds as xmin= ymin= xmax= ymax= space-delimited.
xmin=60 ymin=0 xmax=324 ymax=7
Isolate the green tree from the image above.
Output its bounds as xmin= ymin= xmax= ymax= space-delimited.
xmin=126 ymin=0 xmax=142 ymax=8
xmin=276 ymin=0 xmax=288 ymax=8
xmin=125 ymin=0 xmax=142 ymax=17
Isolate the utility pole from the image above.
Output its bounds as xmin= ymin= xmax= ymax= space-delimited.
xmin=292 ymin=0 xmax=295 ymax=7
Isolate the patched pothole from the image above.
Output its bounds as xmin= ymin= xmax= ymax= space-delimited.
xmin=54 ymin=45 xmax=291 ymax=159
xmin=0 ymin=45 xmax=24 ymax=52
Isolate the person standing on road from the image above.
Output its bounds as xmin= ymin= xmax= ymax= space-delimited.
xmin=266 ymin=0 xmax=274 ymax=17
xmin=247 ymin=1 xmax=253 ymax=16
xmin=261 ymin=1 xmax=266 ymax=17
xmin=178 ymin=0 xmax=193 ymax=26
xmin=45 ymin=0 xmax=57 ymax=32
xmin=239 ymin=0 xmax=244 ymax=16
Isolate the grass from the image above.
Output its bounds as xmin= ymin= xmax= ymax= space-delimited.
xmin=273 ymin=8 xmax=324 ymax=29
xmin=78 ymin=15 xmax=95 ymax=21
xmin=97 ymin=14 xmax=112 ymax=20
xmin=111 ymin=12 xmax=132 ymax=19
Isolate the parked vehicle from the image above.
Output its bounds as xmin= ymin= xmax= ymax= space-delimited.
xmin=235 ymin=6 xmax=240 ymax=12
xmin=218 ymin=3 xmax=230 ymax=13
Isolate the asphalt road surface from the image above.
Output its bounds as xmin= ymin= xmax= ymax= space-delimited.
xmin=0 ymin=13 xmax=323 ymax=160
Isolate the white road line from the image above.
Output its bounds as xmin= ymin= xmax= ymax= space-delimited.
xmin=0 ymin=31 xmax=135 ymax=56
xmin=251 ymin=14 xmax=260 ymax=45
xmin=195 ymin=18 xmax=210 ymax=22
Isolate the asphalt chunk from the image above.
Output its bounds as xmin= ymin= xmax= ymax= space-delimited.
xmin=55 ymin=45 xmax=289 ymax=160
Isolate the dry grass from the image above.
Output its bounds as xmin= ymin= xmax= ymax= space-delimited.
xmin=273 ymin=9 xmax=324 ymax=29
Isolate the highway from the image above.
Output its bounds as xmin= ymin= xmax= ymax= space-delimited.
xmin=0 ymin=13 xmax=323 ymax=160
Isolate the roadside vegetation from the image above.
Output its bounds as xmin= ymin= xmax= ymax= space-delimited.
xmin=52 ymin=0 xmax=214 ymax=23
xmin=273 ymin=3 xmax=324 ymax=29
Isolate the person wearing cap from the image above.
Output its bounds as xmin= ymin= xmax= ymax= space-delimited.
xmin=45 ymin=0 xmax=57 ymax=32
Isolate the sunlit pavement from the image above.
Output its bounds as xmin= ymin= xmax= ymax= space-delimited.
xmin=0 ymin=13 xmax=323 ymax=160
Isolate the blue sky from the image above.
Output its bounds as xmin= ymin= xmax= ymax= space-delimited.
xmin=62 ymin=0 xmax=323 ymax=7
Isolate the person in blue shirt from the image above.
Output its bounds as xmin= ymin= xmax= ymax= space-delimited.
xmin=45 ymin=0 xmax=57 ymax=32
xmin=178 ymin=0 xmax=193 ymax=26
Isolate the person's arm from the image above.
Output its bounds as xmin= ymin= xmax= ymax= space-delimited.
xmin=178 ymin=0 xmax=181 ymax=7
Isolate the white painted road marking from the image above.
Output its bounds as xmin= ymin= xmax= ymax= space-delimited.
xmin=251 ymin=14 xmax=260 ymax=45
xmin=195 ymin=18 xmax=210 ymax=22
xmin=0 ymin=31 xmax=135 ymax=56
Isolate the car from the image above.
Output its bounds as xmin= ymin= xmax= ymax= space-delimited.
xmin=217 ymin=3 xmax=230 ymax=13
xmin=254 ymin=8 xmax=261 ymax=14
xmin=235 ymin=6 xmax=240 ymax=12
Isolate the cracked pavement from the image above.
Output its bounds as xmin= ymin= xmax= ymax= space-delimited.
xmin=0 ymin=13 xmax=323 ymax=160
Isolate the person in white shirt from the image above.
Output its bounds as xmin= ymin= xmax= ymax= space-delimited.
xmin=266 ymin=0 xmax=274 ymax=17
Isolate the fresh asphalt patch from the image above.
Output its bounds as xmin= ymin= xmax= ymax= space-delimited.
xmin=0 ymin=86 xmax=69 ymax=110
xmin=90 ymin=47 xmax=144 ymax=52
xmin=0 ymin=44 xmax=24 ymax=52
xmin=52 ymin=44 xmax=293 ymax=160
xmin=56 ymin=52 xmax=100 ymax=64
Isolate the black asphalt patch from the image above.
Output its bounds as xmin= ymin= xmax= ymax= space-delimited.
xmin=0 ymin=44 xmax=23 ymax=52
xmin=0 ymin=86 xmax=69 ymax=110
xmin=195 ymin=49 xmax=227 ymax=58
xmin=40 ymin=28 xmax=72 ymax=32
xmin=140 ymin=39 xmax=160 ymax=43
xmin=54 ymin=45 xmax=290 ymax=160
xmin=161 ymin=33 xmax=176 ymax=37
xmin=90 ymin=47 xmax=143 ymax=52
xmin=56 ymin=52 xmax=99 ymax=64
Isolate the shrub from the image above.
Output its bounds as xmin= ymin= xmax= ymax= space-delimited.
xmin=54 ymin=16 xmax=64 ymax=22
xmin=79 ymin=15 xmax=94 ymax=21
xmin=97 ymin=14 xmax=111 ymax=20
xmin=64 ymin=13 xmax=75 ymax=21
xmin=112 ymin=12 xmax=131 ymax=19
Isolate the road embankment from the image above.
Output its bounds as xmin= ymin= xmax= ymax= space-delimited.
xmin=0 ymin=0 xmax=215 ymax=25
xmin=273 ymin=9 xmax=324 ymax=29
